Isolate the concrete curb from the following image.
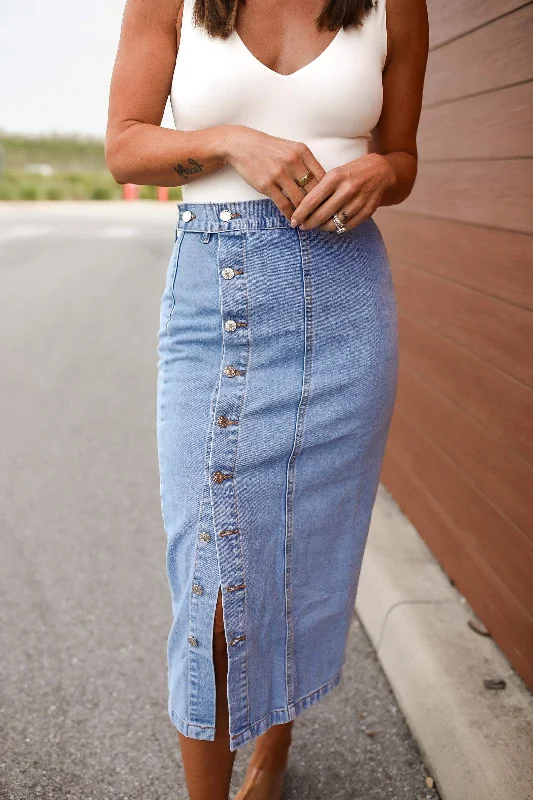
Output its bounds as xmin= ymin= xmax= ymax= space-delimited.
xmin=355 ymin=485 xmax=533 ymax=800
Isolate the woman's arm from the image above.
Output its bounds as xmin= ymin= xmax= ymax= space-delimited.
xmin=105 ymin=0 xmax=227 ymax=186
xmin=105 ymin=0 xmax=326 ymax=217
xmin=290 ymin=0 xmax=429 ymax=231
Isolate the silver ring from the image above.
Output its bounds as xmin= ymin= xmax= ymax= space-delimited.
xmin=332 ymin=213 xmax=347 ymax=234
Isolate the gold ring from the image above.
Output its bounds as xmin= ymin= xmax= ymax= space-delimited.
xmin=295 ymin=171 xmax=314 ymax=188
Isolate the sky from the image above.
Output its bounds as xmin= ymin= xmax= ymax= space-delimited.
xmin=0 ymin=0 xmax=175 ymax=139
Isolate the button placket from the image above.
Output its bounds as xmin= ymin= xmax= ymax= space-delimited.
xmin=208 ymin=228 xmax=251 ymax=736
xmin=187 ymin=454 xmax=218 ymax=721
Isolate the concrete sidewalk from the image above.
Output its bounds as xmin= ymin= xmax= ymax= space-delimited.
xmin=356 ymin=485 xmax=533 ymax=800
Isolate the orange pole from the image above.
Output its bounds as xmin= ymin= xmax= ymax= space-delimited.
xmin=123 ymin=183 xmax=140 ymax=200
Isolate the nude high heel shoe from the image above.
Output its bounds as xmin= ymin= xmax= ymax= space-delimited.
xmin=234 ymin=720 xmax=293 ymax=800
xmin=233 ymin=765 xmax=285 ymax=800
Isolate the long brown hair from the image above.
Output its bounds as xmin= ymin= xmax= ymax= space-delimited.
xmin=193 ymin=0 xmax=376 ymax=39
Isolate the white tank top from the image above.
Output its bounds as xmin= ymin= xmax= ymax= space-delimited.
xmin=170 ymin=0 xmax=387 ymax=203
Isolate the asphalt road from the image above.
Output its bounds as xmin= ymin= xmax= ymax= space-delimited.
xmin=0 ymin=202 xmax=440 ymax=800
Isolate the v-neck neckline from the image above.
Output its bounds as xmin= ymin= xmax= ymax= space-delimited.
xmin=233 ymin=25 xmax=344 ymax=79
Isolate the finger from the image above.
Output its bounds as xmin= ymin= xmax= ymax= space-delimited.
xmin=298 ymin=190 xmax=348 ymax=231
xmin=290 ymin=158 xmax=321 ymax=196
xmin=294 ymin=171 xmax=321 ymax=196
xmin=299 ymin=187 xmax=365 ymax=231
xmin=318 ymin=195 xmax=363 ymax=231
xmin=279 ymin=166 xmax=307 ymax=211
xmin=280 ymin=151 xmax=323 ymax=210
xmin=290 ymin=171 xmax=338 ymax=226
xmin=300 ymin=148 xmax=327 ymax=185
xmin=269 ymin=184 xmax=298 ymax=221
xmin=320 ymin=202 xmax=372 ymax=233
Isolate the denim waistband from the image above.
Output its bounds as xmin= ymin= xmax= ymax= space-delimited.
xmin=175 ymin=198 xmax=293 ymax=232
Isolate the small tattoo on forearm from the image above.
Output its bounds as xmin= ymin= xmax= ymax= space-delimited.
xmin=173 ymin=158 xmax=204 ymax=179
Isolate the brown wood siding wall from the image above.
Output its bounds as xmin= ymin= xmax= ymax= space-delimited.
xmin=375 ymin=0 xmax=533 ymax=688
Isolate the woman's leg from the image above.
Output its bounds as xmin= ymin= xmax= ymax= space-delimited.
xmin=177 ymin=588 xmax=236 ymax=800
xmin=234 ymin=720 xmax=294 ymax=800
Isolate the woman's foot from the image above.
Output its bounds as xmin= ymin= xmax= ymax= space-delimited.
xmin=234 ymin=720 xmax=293 ymax=800
xmin=233 ymin=765 xmax=285 ymax=800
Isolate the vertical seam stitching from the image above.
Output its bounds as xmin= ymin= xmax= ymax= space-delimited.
xmin=284 ymin=228 xmax=314 ymax=708
xmin=164 ymin=231 xmax=185 ymax=333
xmin=188 ymin=232 xmax=223 ymax=727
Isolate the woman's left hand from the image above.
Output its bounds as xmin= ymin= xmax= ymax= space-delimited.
xmin=289 ymin=153 xmax=395 ymax=232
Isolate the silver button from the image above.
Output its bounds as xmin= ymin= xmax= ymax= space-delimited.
xmin=181 ymin=210 xmax=193 ymax=222
xmin=219 ymin=209 xmax=232 ymax=222
xmin=224 ymin=319 xmax=237 ymax=332
xmin=199 ymin=531 xmax=211 ymax=542
xmin=192 ymin=584 xmax=203 ymax=595
xmin=221 ymin=267 xmax=235 ymax=280
xmin=188 ymin=635 xmax=198 ymax=647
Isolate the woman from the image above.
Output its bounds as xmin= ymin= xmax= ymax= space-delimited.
xmin=105 ymin=0 xmax=428 ymax=797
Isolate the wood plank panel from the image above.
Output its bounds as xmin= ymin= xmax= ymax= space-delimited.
xmin=417 ymin=82 xmax=533 ymax=161
xmin=393 ymin=264 xmax=533 ymax=386
xmin=398 ymin=159 xmax=533 ymax=234
xmin=397 ymin=314 xmax=533 ymax=462
xmin=374 ymin=210 xmax=533 ymax=311
xmin=427 ymin=0 xmax=527 ymax=49
xmin=384 ymin=0 xmax=533 ymax=693
xmin=381 ymin=447 xmax=533 ymax=690
xmin=385 ymin=409 xmax=533 ymax=623
xmin=424 ymin=4 xmax=533 ymax=106
xmin=394 ymin=368 xmax=533 ymax=535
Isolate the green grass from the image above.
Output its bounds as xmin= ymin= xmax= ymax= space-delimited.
xmin=0 ymin=132 xmax=183 ymax=202
xmin=0 ymin=131 xmax=110 ymax=173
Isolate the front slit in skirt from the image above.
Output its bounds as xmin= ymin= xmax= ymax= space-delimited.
xmin=156 ymin=198 xmax=398 ymax=751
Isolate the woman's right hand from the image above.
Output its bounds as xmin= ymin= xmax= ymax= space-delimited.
xmin=222 ymin=125 xmax=327 ymax=220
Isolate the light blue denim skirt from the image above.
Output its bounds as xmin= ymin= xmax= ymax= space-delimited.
xmin=156 ymin=197 xmax=398 ymax=751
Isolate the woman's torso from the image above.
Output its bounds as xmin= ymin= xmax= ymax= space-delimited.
xmin=170 ymin=0 xmax=387 ymax=203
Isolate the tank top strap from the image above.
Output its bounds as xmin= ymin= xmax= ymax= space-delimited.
xmin=178 ymin=0 xmax=197 ymax=49
xmin=374 ymin=0 xmax=388 ymax=71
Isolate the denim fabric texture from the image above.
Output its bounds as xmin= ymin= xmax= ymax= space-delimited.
xmin=156 ymin=198 xmax=398 ymax=751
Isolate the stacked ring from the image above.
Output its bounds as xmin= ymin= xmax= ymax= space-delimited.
xmin=332 ymin=213 xmax=347 ymax=234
